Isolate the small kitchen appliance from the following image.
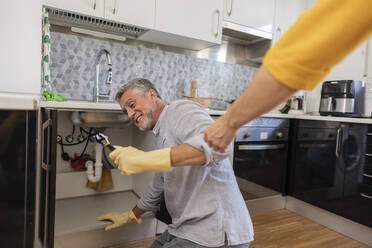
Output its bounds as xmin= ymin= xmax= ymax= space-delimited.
xmin=288 ymin=90 xmax=306 ymax=115
xmin=319 ymin=80 xmax=365 ymax=117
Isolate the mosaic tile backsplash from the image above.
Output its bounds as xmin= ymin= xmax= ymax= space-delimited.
xmin=50 ymin=32 xmax=259 ymax=107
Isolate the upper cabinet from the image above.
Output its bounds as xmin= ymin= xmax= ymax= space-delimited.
xmin=273 ymin=0 xmax=316 ymax=45
xmin=104 ymin=0 xmax=155 ymax=29
xmin=324 ymin=41 xmax=368 ymax=81
xmin=44 ymin=0 xmax=222 ymax=50
xmin=43 ymin=0 xmax=105 ymax=17
xmin=0 ymin=0 xmax=42 ymax=94
xmin=223 ymin=0 xmax=275 ymax=34
xmin=154 ymin=0 xmax=223 ymax=44
xmin=366 ymin=39 xmax=372 ymax=83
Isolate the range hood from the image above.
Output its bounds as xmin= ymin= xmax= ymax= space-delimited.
xmin=46 ymin=7 xmax=148 ymax=40
xmin=222 ymin=21 xmax=272 ymax=45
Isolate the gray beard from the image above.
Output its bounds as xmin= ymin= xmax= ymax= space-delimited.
xmin=136 ymin=111 xmax=153 ymax=131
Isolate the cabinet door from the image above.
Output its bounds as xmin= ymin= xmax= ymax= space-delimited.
xmin=104 ymin=0 xmax=155 ymax=29
xmin=289 ymin=120 xmax=342 ymax=215
xmin=223 ymin=0 xmax=274 ymax=33
xmin=341 ymin=124 xmax=372 ymax=228
xmin=363 ymin=39 xmax=372 ymax=117
xmin=0 ymin=110 xmax=36 ymax=247
xmin=0 ymin=0 xmax=41 ymax=94
xmin=273 ymin=0 xmax=315 ymax=45
xmin=43 ymin=0 xmax=104 ymax=17
xmin=38 ymin=109 xmax=58 ymax=248
xmin=155 ymin=0 xmax=223 ymax=44
xmin=324 ymin=41 xmax=368 ymax=81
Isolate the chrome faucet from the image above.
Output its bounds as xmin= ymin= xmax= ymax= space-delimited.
xmin=93 ymin=49 xmax=112 ymax=102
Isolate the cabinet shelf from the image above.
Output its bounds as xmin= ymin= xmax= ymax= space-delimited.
xmin=55 ymin=191 xmax=152 ymax=236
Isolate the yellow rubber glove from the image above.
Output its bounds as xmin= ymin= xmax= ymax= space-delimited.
xmin=109 ymin=146 xmax=172 ymax=175
xmin=97 ymin=210 xmax=141 ymax=231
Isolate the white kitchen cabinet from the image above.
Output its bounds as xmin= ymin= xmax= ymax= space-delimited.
xmin=154 ymin=0 xmax=223 ymax=44
xmin=366 ymin=38 xmax=372 ymax=87
xmin=43 ymin=0 xmax=105 ymax=17
xmin=324 ymin=41 xmax=368 ymax=81
xmin=272 ymin=0 xmax=316 ymax=45
xmin=0 ymin=0 xmax=42 ymax=94
xmin=104 ymin=0 xmax=155 ymax=29
xmin=223 ymin=0 xmax=275 ymax=33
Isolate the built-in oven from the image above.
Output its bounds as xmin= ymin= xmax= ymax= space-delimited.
xmin=233 ymin=118 xmax=289 ymax=198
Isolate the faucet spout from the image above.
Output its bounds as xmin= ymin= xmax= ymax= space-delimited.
xmin=93 ymin=49 xmax=113 ymax=102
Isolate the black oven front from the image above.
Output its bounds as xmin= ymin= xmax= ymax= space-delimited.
xmin=233 ymin=118 xmax=289 ymax=194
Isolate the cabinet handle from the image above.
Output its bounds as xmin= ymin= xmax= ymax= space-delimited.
xmin=363 ymin=173 xmax=372 ymax=178
xmin=275 ymin=27 xmax=281 ymax=44
xmin=368 ymin=132 xmax=372 ymax=136
xmin=214 ymin=9 xmax=220 ymax=38
xmin=335 ymin=127 xmax=342 ymax=158
xmin=299 ymin=143 xmax=329 ymax=148
xmin=366 ymin=153 xmax=372 ymax=157
xmin=113 ymin=0 xmax=117 ymax=14
xmin=226 ymin=0 xmax=233 ymax=16
xmin=360 ymin=193 xmax=372 ymax=200
xmin=93 ymin=0 xmax=96 ymax=10
xmin=41 ymin=118 xmax=52 ymax=171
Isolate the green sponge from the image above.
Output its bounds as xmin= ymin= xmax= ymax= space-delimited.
xmin=42 ymin=91 xmax=67 ymax=102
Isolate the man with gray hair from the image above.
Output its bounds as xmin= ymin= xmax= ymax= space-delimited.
xmin=97 ymin=78 xmax=253 ymax=247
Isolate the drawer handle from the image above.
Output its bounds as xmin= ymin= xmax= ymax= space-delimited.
xmin=360 ymin=193 xmax=372 ymax=200
xmin=366 ymin=153 xmax=372 ymax=157
xmin=363 ymin=173 xmax=372 ymax=178
xmin=368 ymin=132 xmax=372 ymax=136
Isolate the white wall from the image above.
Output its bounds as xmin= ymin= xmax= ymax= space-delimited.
xmin=0 ymin=0 xmax=41 ymax=94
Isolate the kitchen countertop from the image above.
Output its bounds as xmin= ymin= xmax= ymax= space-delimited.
xmin=39 ymin=100 xmax=372 ymax=124
xmin=0 ymin=92 xmax=39 ymax=110
xmin=208 ymin=109 xmax=372 ymax=124
xmin=39 ymin=99 xmax=122 ymax=111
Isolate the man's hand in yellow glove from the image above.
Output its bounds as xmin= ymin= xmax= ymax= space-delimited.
xmin=109 ymin=146 xmax=172 ymax=175
xmin=97 ymin=210 xmax=141 ymax=231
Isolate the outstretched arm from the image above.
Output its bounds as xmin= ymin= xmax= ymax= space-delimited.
xmin=204 ymin=0 xmax=372 ymax=152
xmin=204 ymin=66 xmax=295 ymax=152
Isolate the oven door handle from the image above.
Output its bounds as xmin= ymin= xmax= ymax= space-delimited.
xmin=238 ymin=144 xmax=285 ymax=150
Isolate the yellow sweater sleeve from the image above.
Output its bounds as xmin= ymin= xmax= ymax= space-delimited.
xmin=263 ymin=0 xmax=372 ymax=91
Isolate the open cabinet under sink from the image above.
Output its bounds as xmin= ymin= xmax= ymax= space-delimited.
xmin=37 ymin=107 xmax=160 ymax=248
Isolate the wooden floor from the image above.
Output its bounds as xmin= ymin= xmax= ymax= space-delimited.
xmin=108 ymin=209 xmax=369 ymax=248
xmin=250 ymin=209 xmax=368 ymax=248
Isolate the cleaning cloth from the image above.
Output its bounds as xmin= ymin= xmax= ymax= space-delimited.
xmin=42 ymin=91 xmax=67 ymax=102
xmin=86 ymin=167 xmax=114 ymax=192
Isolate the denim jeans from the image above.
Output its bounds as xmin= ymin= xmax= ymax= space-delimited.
xmin=149 ymin=230 xmax=250 ymax=248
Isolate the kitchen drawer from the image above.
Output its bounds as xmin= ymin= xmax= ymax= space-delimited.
xmin=362 ymin=172 xmax=372 ymax=186
xmin=366 ymin=144 xmax=372 ymax=153
xmin=364 ymin=162 xmax=372 ymax=175
xmin=367 ymin=132 xmax=372 ymax=145
xmin=342 ymin=184 xmax=372 ymax=228
xmin=359 ymin=183 xmax=372 ymax=198
xmin=365 ymin=152 xmax=372 ymax=169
